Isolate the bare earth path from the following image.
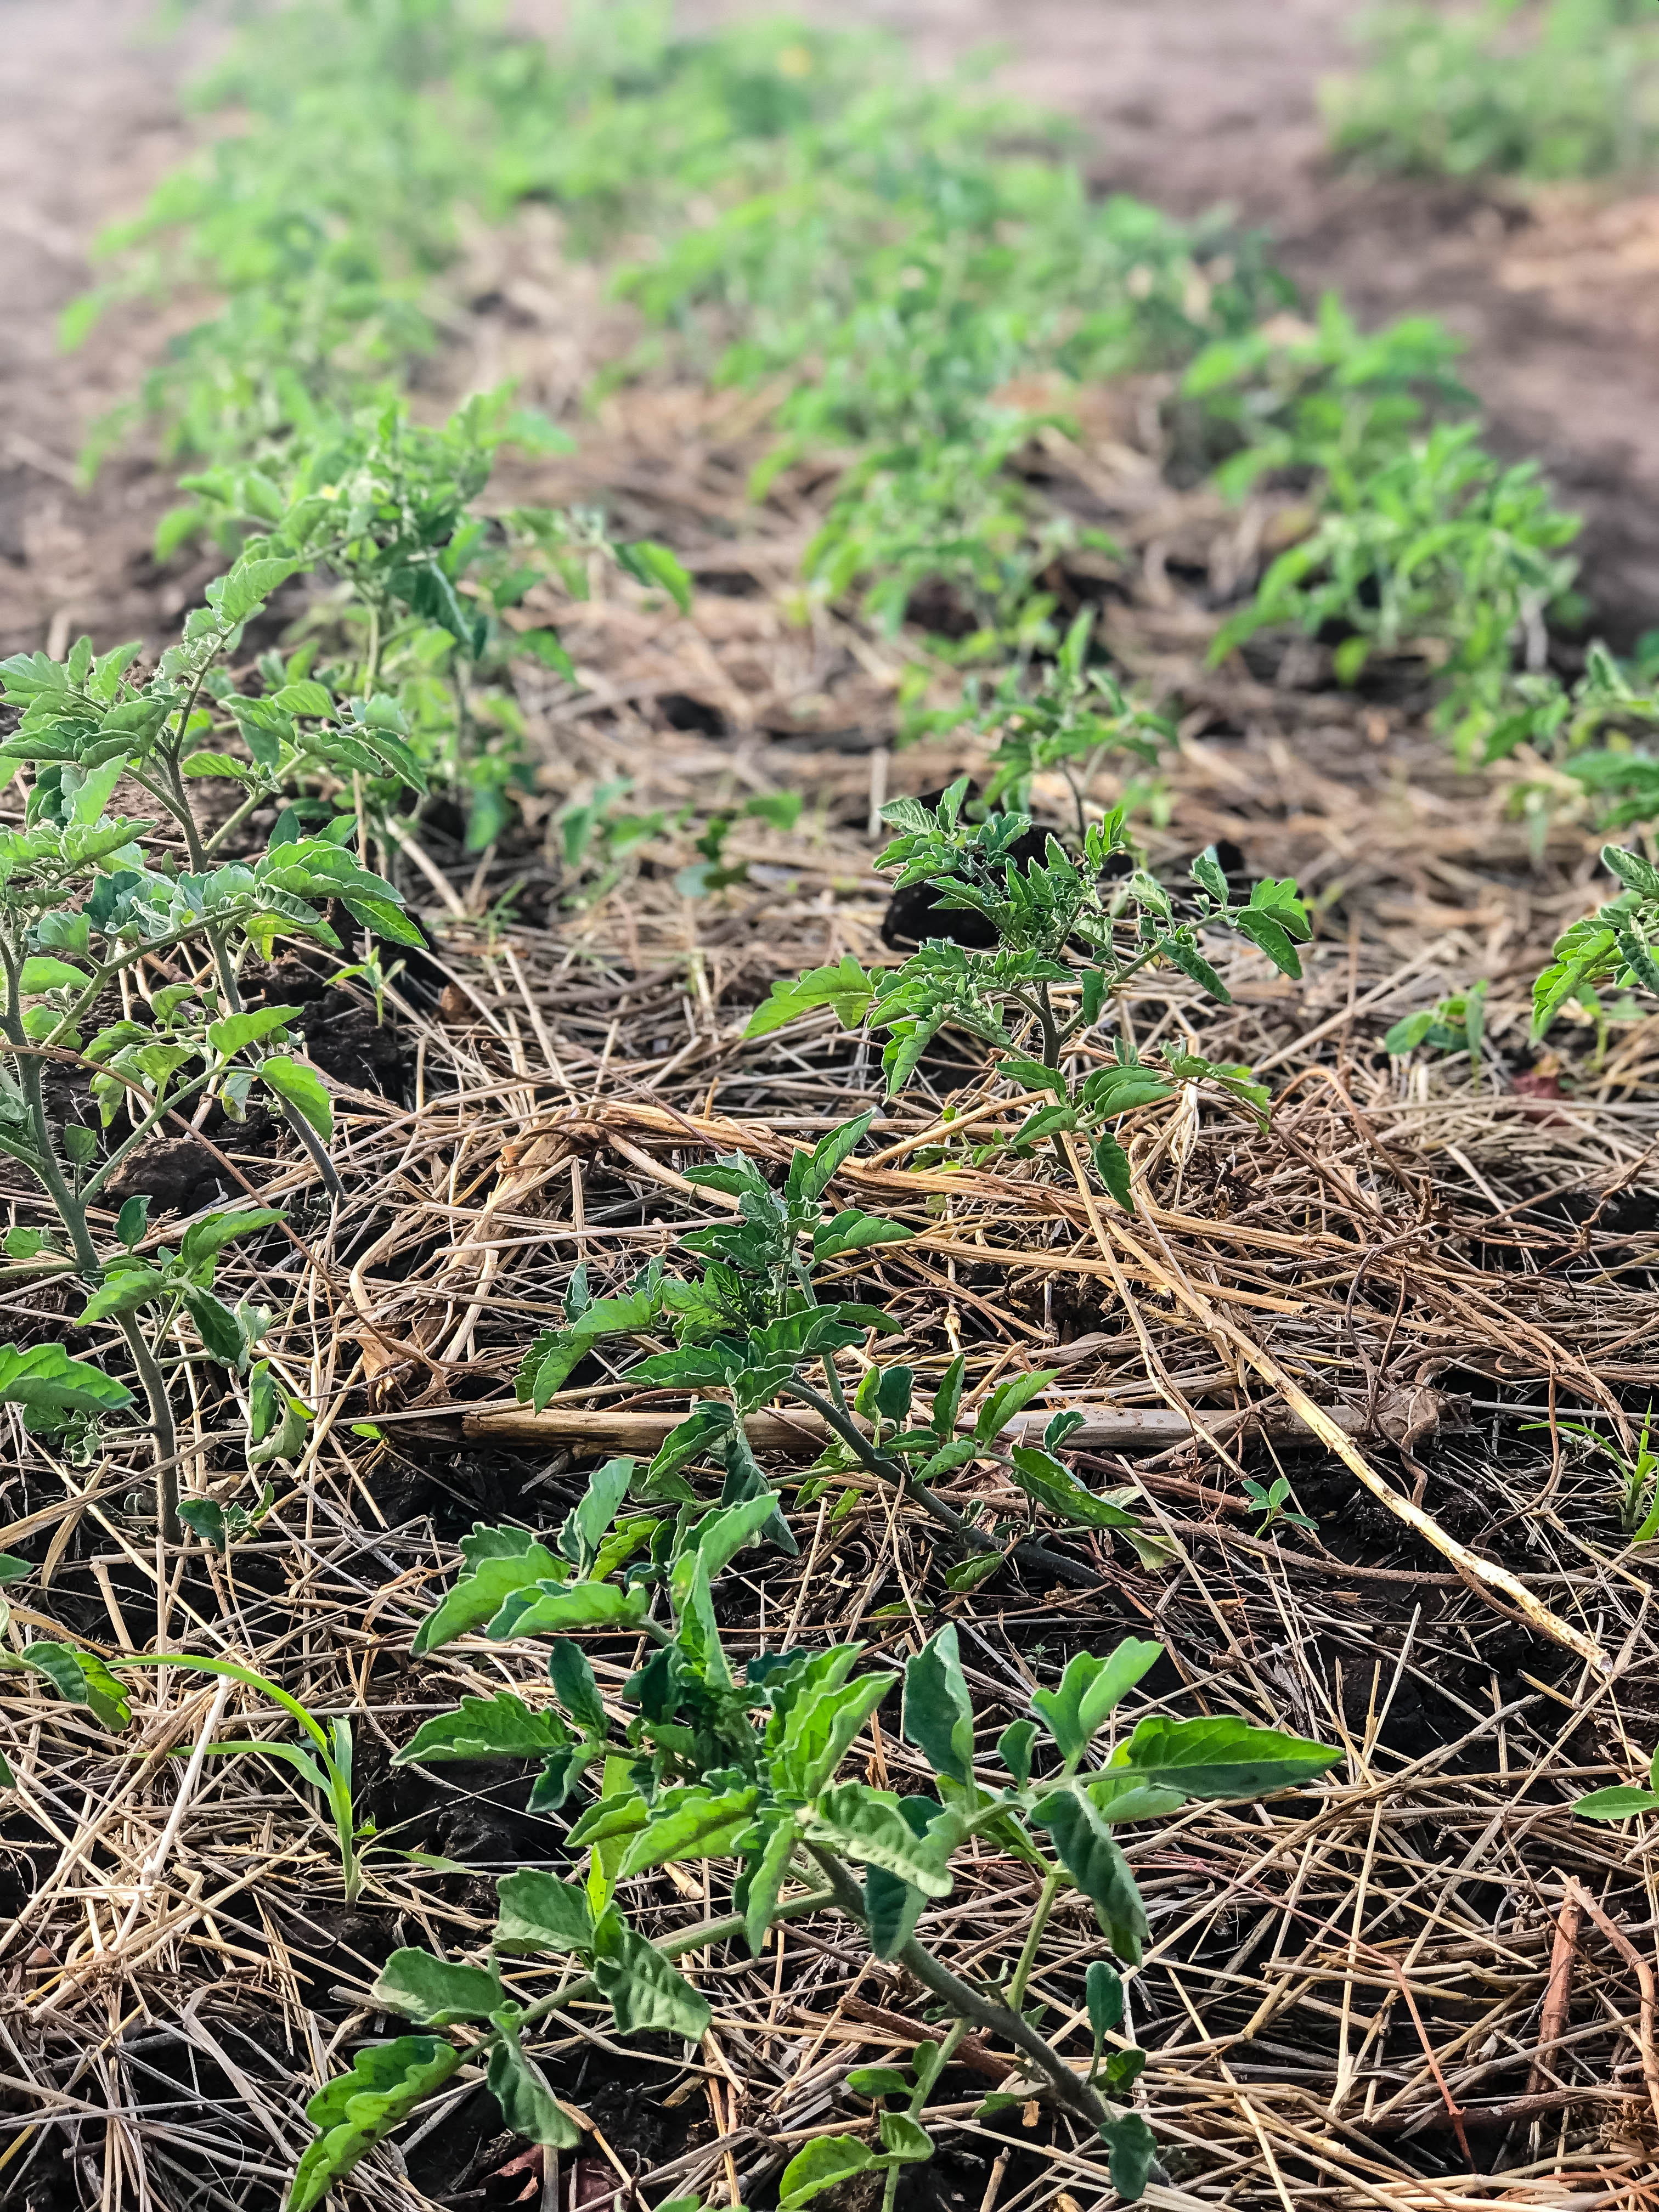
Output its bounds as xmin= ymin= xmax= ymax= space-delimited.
xmin=0 ymin=0 xmax=201 ymax=657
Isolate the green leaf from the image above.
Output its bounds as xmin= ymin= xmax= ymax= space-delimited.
xmin=0 ymin=1341 xmax=132 ymax=1418
xmin=970 ymin=1371 xmax=1054 ymax=1446
xmin=1108 ymin=1713 xmax=1340 ymax=1801
xmin=370 ymin=1949 xmax=504 ymax=2027
xmin=488 ymin=2040 xmax=582 ymax=2148
xmin=411 ymin=1533 xmax=567 ymax=1654
xmin=930 ymin=1355 xmax=966 ymax=1442
xmin=567 ymin=1790 xmax=651 ymax=1852
xmin=1008 ymin=1447 xmax=1144 ymax=1532
xmin=847 ymin=2067 xmax=912 ymax=2099
xmin=903 ymin=1625 xmax=975 ymax=1786
xmin=1092 ymin=1131 xmax=1134 ymax=1212
xmin=21 ymin=1641 xmax=132 ymax=1730
xmin=515 ymin=628 xmax=578 ymax=680
xmin=1030 ymin=1641 xmax=1164 ymax=1761
xmin=1572 ymin=1786 xmax=1659 ymax=1820
xmin=178 ymin=1208 xmax=286 ymax=1274
xmin=774 ymin=1671 xmax=895 ymax=1798
xmin=1533 ymin=928 xmax=1617 ymax=1037
xmin=178 ymin=1498 xmax=231 ymax=1554
xmin=812 ymin=1209 xmax=912 ymax=1262
xmin=1013 ymin=1103 xmax=1077 ymax=1148
xmin=864 ymin=1796 xmax=938 ymax=1961
xmin=0 ymin=1554 xmax=31 ymax=1583
xmin=617 ymin=1787 xmax=760 ymax=1878
xmin=803 ymin=1783 xmax=955 ymax=1897
xmin=943 ymin=1551 xmax=1003 ymax=1593
xmin=273 ymin=681 xmax=334 ymax=719
xmin=1086 ymin=1959 xmax=1125 ymax=2056
xmin=672 ymin=1492 xmax=783 ymax=1606
xmin=745 ymin=957 xmax=874 ymax=1040
xmin=1098 ymin=2112 xmax=1158 ymax=2201
xmin=487 ymin=1577 xmax=649 ymax=1641
xmin=1160 ymin=933 xmax=1232 ymax=1003
xmin=78 ymin=1267 xmax=167 ymax=1325
xmin=393 ymin=1692 xmax=568 ymax=1766
xmin=494 ymin=1869 xmax=595 ymax=1954
xmin=558 ymin=1455 xmax=634 ymax=1573
xmin=217 ymin=555 xmax=300 ymax=625
xmin=288 ymin=2039 xmax=462 ymax=2212
xmin=778 ymin=2136 xmax=875 ymax=2209
xmin=4 ymin=1229 xmax=52 ymax=1261
xmin=590 ymin=1910 xmax=711 ymax=2038
xmin=547 ymin=1639 xmax=606 ymax=1735
xmin=20 ymin=956 xmax=92 ymax=994
xmin=743 ymin=1810 xmax=802 ymax=1958
xmin=184 ymin=1287 xmax=245 ymax=1365
xmin=878 ymin=2112 xmax=933 ymax=2163
xmin=1604 ymin=843 xmax=1659 ymax=899
xmin=1028 ymin=1790 xmax=1148 ymax=1963
xmin=207 ymin=1006 xmax=301 ymax=1056
xmin=996 ymin=1718 xmax=1037 ymax=1785
xmin=259 ymin=1056 xmax=333 ymax=1139
xmin=789 ymin=1111 xmax=876 ymax=1203
xmin=114 ymin=1195 xmax=149 ymax=1249
xmin=616 ymin=540 xmax=693 ymax=614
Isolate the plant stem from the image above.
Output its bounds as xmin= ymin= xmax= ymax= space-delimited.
xmin=14 ymin=1053 xmax=182 ymax=1543
xmin=780 ymin=1378 xmax=1106 ymax=1593
xmin=118 ymin=1313 xmax=182 ymax=1547
xmin=206 ymin=921 xmax=343 ymax=1201
xmin=805 ymin=1845 xmax=1108 ymax=2129
xmin=510 ymin=1885 xmax=839 ymax=2034
xmin=1007 ymin=1870 xmax=1063 ymax=2012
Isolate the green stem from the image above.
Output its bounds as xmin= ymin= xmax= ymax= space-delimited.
xmin=13 ymin=1051 xmax=181 ymax=1544
xmin=806 ymin=1844 xmax=1108 ymax=2129
xmin=510 ymin=1884 xmax=839 ymax=2034
xmin=780 ymin=1377 xmax=1105 ymax=1593
xmin=117 ymin=1313 xmax=181 ymax=1547
xmin=888 ymin=2008 xmax=967 ymax=2212
xmin=206 ymin=921 xmax=343 ymax=1201
xmin=1007 ymin=1870 xmax=1063 ymax=2012
xmin=81 ymin=1066 xmax=219 ymax=1202
xmin=1034 ymin=981 xmax=1061 ymax=1069
xmin=201 ymin=784 xmax=272 ymax=859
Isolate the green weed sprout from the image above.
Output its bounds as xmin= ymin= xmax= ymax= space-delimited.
xmin=1383 ymin=980 xmax=1487 ymax=1081
xmin=0 ymin=1643 xmax=362 ymax=1898
xmin=245 ymin=1452 xmax=1341 ymax=2209
xmin=1523 ymin=1407 xmax=1659 ymax=1545
xmin=1240 ymin=1476 xmax=1318 ymax=1538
